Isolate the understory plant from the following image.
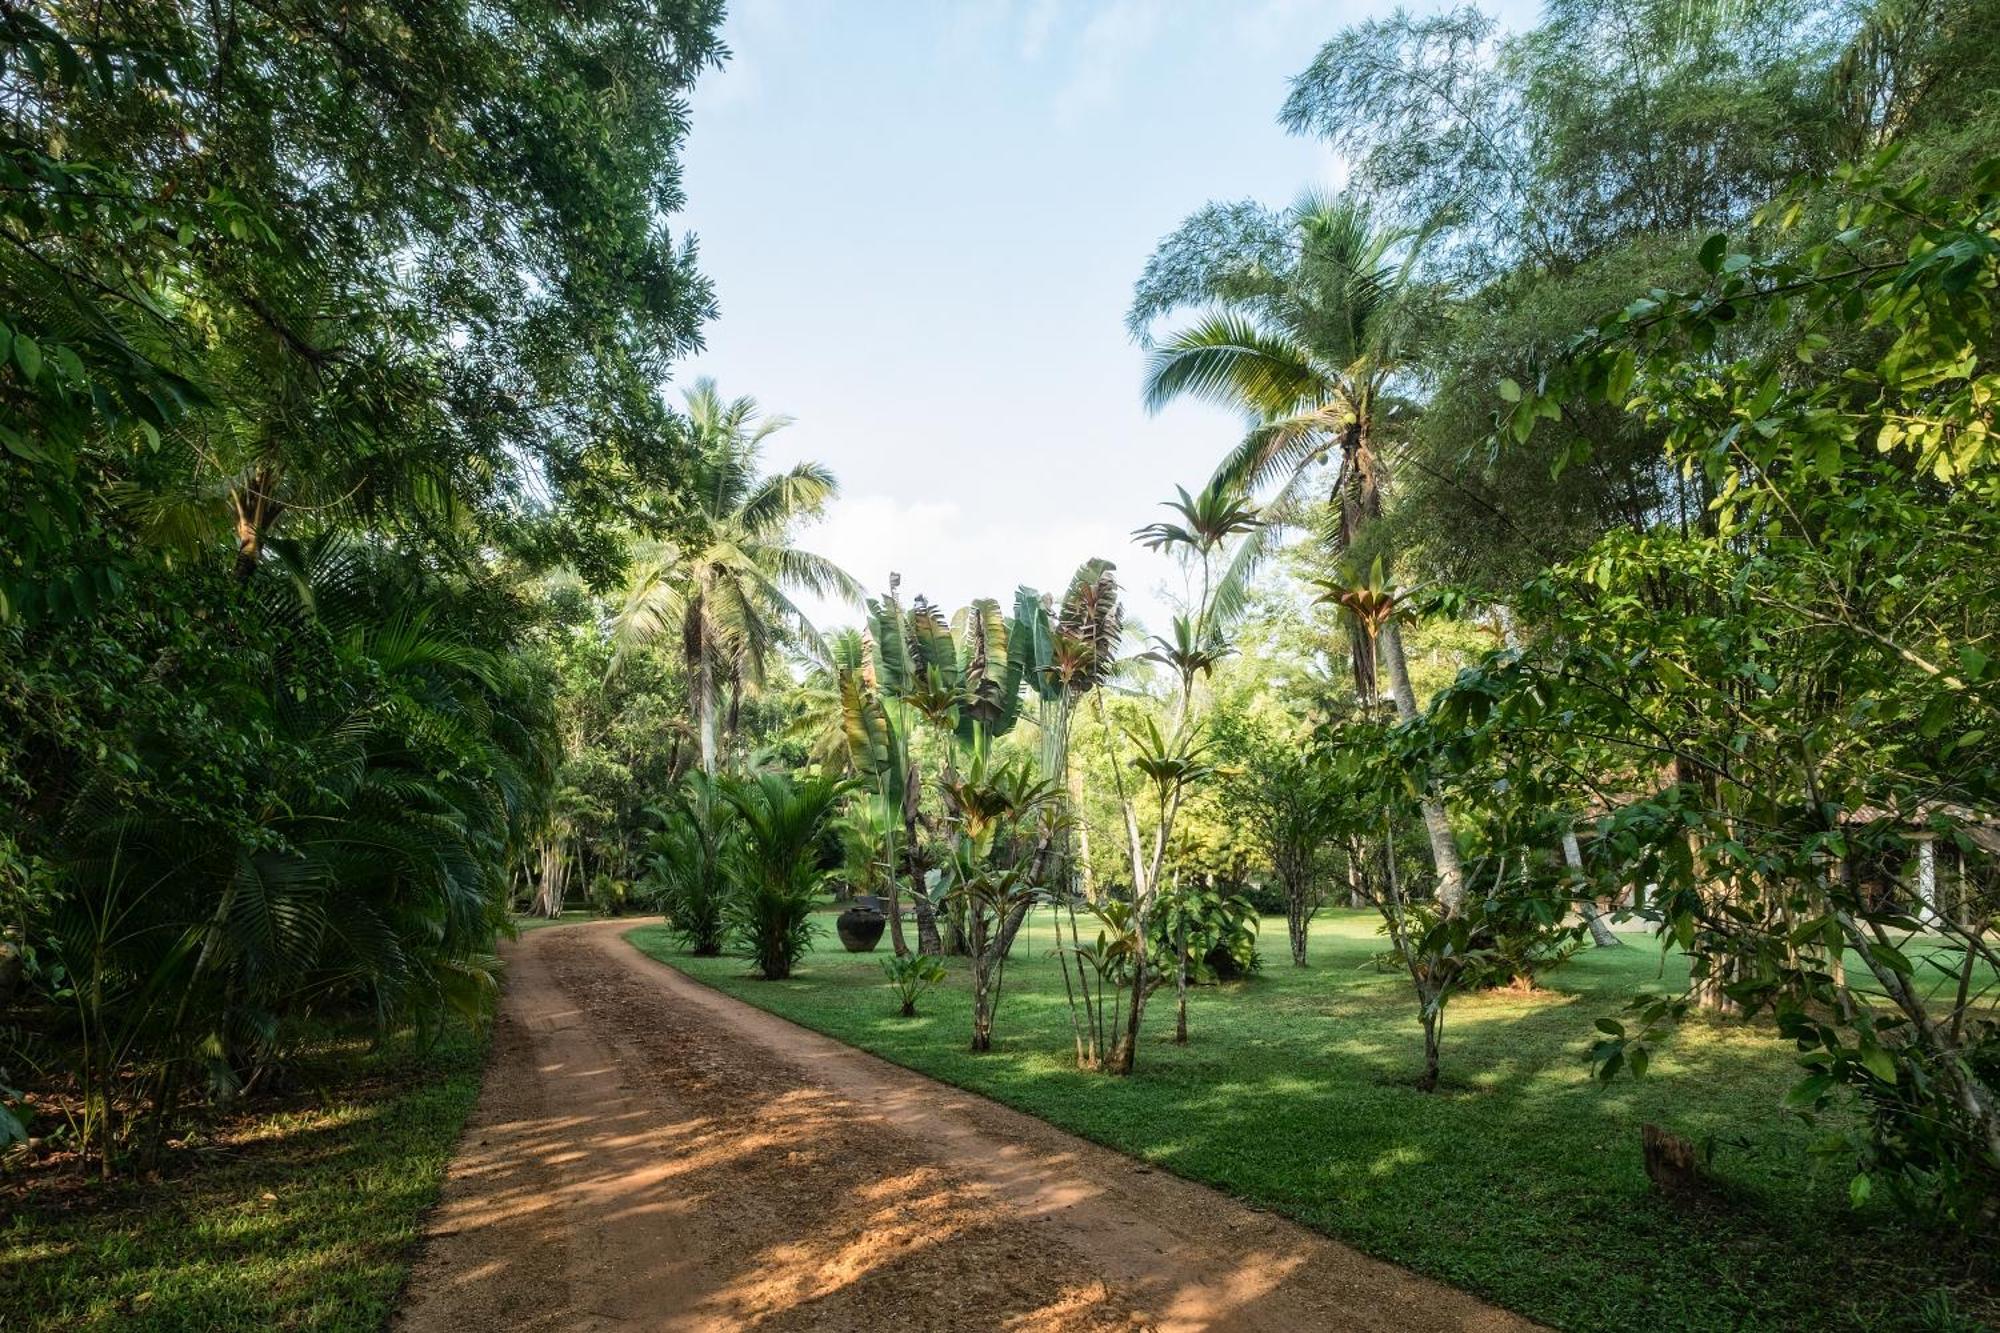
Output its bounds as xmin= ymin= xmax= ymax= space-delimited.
xmin=1156 ymin=877 xmax=1260 ymax=1043
xmin=643 ymin=773 xmax=735 ymax=956
xmin=880 ymin=952 xmax=947 ymax=1017
xmin=721 ymin=772 xmax=848 ymax=980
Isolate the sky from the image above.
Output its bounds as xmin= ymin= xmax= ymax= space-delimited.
xmin=676 ymin=0 xmax=1536 ymax=635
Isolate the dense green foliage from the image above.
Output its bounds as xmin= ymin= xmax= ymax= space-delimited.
xmin=0 ymin=0 xmax=724 ymax=1172
xmin=719 ymin=772 xmax=847 ymax=980
xmin=643 ymin=773 xmax=734 ymax=956
xmin=9 ymin=0 xmax=2000 ymax=1323
xmin=1 ymin=1025 xmax=485 ymax=1331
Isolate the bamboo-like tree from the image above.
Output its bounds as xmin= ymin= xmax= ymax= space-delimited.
xmin=613 ymin=379 xmax=861 ymax=775
xmin=1132 ymin=193 xmax=1469 ymax=913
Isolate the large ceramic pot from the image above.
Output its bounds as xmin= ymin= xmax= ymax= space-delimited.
xmin=836 ymin=903 xmax=886 ymax=953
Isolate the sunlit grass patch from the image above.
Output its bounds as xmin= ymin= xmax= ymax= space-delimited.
xmin=0 ymin=1027 xmax=485 ymax=1332
xmin=629 ymin=910 xmax=1991 ymax=1332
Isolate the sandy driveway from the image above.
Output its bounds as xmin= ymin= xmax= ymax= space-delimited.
xmin=395 ymin=919 xmax=1536 ymax=1332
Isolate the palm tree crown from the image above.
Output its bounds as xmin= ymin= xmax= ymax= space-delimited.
xmin=1133 ymin=192 xmax=1431 ymax=699
xmin=614 ymin=378 xmax=861 ymax=773
xmin=1133 ymin=191 xmax=1467 ymax=912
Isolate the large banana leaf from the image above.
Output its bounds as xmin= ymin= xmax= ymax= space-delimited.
xmin=1009 ymin=585 xmax=1058 ymax=703
xmin=865 ymin=585 xmax=914 ymax=696
xmin=954 ymin=596 xmax=1020 ymax=739
xmin=839 ymin=666 xmax=908 ymax=812
xmin=1052 ymin=559 xmax=1121 ymax=697
xmin=906 ymin=596 xmax=958 ymax=681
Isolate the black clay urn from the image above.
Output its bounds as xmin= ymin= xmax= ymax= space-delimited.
xmin=836 ymin=895 xmax=886 ymax=953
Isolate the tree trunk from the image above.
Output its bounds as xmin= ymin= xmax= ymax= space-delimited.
xmin=886 ymin=880 xmax=910 ymax=956
xmin=912 ymin=896 xmax=942 ymax=957
xmin=535 ymin=838 xmax=568 ymax=917
xmin=1562 ymin=830 xmax=1621 ymax=948
xmin=1174 ymin=922 xmax=1190 ymax=1044
xmin=230 ymin=464 xmax=280 ymax=582
xmin=996 ymin=897 xmax=1033 ymax=959
xmin=1416 ymin=1007 xmax=1442 ymax=1092
xmin=1285 ymin=872 xmax=1310 ymax=966
xmin=970 ymin=968 xmax=993 ymax=1051
xmin=1378 ymin=619 xmax=1467 ymax=914
xmin=1917 ymin=839 xmax=1939 ymax=927
xmin=696 ymin=651 xmax=717 ymax=776
xmin=1109 ymin=946 xmax=1149 ymax=1076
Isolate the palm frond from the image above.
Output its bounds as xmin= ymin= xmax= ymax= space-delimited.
xmin=1141 ymin=311 xmax=1328 ymax=418
xmin=738 ymin=460 xmax=840 ymax=538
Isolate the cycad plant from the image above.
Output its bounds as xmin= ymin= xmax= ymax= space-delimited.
xmin=721 ymin=772 xmax=849 ymax=980
xmin=643 ymin=773 xmax=735 ymax=956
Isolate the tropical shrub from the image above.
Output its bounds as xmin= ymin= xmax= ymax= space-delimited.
xmin=1154 ymin=879 xmax=1260 ymax=1044
xmin=880 ymin=953 xmax=948 ymax=1018
xmin=14 ymin=542 xmax=553 ymax=1172
xmin=587 ymin=874 xmax=629 ymax=917
xmin=721 ymin=772 xmax=848 ymax=980
xmin=0 ymin=0 xmax=721 ymax=1181
xmin=1213 ymin=714 xmax=1342 ymax=966
xmin=643 ymin=775 xmax=735 ymax=956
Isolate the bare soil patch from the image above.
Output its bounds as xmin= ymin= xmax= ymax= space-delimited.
xmin=396 ymin=919 xmax=1537 ymax=1332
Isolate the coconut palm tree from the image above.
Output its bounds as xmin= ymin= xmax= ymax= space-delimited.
xmin=1134 ymin=192 xmax=1468 ymax=912
xmin=613 ymin=379 xmax=861 ymax=775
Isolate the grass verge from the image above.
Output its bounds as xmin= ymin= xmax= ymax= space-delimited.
xmin=628 ymin=909 xmax=1993 ymax=1333
xmin=509 ymin=908 xmax=597 ymax=933
xmin=0 ymin=1025 xmax=486 ymax=1331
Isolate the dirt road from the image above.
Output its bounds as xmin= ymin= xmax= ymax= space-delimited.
xmin=395 ymin=919 xmax=1536 ymax=1332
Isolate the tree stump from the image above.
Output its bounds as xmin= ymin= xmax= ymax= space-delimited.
xmin=1642 ymin=1124 xmax=1704 ymax=1198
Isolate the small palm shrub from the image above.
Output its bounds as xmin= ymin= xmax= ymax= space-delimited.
xmin=881 ymin=953 xmax=947 ymax=1017
xmin=587 ymin=873 xmax=629 ymax=917
xmin=642 ymin=775 xmax=733 ymax=956
xmin=721 ymin=772 xmax=849 ymax=980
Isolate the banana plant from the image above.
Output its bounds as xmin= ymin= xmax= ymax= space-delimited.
xmin=838 ymin=662 xmax=918 ymax=955
xmin=845 ymin=575 xmax=1049 ymax=954
xmin=1024 ymin=561 xmax=1123 ymax=891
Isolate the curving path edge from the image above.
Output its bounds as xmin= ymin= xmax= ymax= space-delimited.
xmin=394 ymin=918 xmax=1539 ymax=1332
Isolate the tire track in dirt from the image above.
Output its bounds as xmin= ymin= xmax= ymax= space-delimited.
xmin=396 ymin=919 xmax=1538 ymax=1332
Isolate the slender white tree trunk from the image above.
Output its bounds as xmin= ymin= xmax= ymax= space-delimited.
xmin=535 ymin=837 xmax=569 ymax=918
xmin=1564 ymin=830 xmax=1622 ymax=947
xmin=696 ymin=650 xmax=717 ymax=776
xmin=1917 ymin=838 xmax=1939 ymax=927
xmin=1377 ymin=618 xmax=1467 ymax=915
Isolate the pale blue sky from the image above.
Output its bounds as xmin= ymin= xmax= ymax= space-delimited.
xmin=677 ymin=0 xmax=1536 ymax=633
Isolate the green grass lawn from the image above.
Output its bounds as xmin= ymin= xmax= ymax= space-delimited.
xmin=0 ymin=1026 xmax=487 ymax=1331
xmin=629 ymin=910 xmax=1994 ymax=1333
xmin=509 ymin=908 xmax=598 ymax=932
